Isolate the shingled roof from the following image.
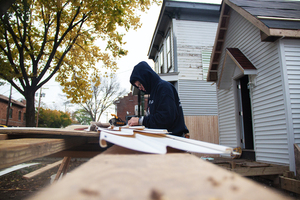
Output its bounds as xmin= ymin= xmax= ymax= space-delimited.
xmin=207 ymin=0 xmax=300 ymax=81
xmin=230 ymin=0 xmax=300 ymax=30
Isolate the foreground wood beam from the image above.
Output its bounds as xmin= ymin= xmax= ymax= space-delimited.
xmin=0 ymin=137 xmax=86 ymax=170
xmin=29 ymin=154 xmax=291 ymax=200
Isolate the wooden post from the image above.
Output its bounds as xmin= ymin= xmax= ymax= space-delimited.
xmin=295 ymin=144 xmax=300 ymax=180
xmin=54 ymin=157 xmax=71 ymax=182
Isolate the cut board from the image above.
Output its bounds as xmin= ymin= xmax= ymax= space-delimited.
xmin=99 ymin=127 xmax=236 ymax=156
xmin=28 ymin=154 xmax=292 ymax=200
xmin=0 ymin=127 xmax=99 ymax=137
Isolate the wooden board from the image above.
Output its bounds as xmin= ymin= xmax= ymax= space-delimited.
xmin=23 ymin=159 xmax=64 ymax=179
xmin=228 ymin=165 xmax=289 ymax=176
xmin=295 ymin=143 xmax=300 ymax=180
xmin=28 ymin=154 xmax=292 ymax=200
xmin=0 ymin=138 xmax=86 ymax=170
xmin=0 ymin=127 xmax=99 ymax=137
xmin=0 ymin=134 xmax=8 ymax=140
xmin=280 ymin=176 xmax=300 ymax=194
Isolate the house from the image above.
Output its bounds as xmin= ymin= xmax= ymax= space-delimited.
xmin=146 ymin=0 xmax=220 ymax=143
xmin=0 ymin=94 xmax=26 ymax=127
xmin=207 ymin=0 xmax=300 ymax=172
xmin=114 ymin=92 xmax=148 ymax=123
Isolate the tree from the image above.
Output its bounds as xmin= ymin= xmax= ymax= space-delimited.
xmin=73 ymin=109 xmax=93 ymax=125
xmin=37 ymin=107 xmax=72 ymax=128
xmin=78 ymin=73 xmax=127 ymax=122
xmin=0 ymin=0 xmax=159 ymax=126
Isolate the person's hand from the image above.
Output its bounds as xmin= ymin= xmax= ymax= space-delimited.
xmin=128 ymin=117 xmax=139 ymax=126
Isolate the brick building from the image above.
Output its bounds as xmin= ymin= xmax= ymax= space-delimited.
xmin=0 ymin=94 xmax=26 ymax=127
xmin=114 ymin=92 xmax=148 ymax=123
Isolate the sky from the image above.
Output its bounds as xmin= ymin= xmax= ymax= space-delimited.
xmin=0 ymin=0 xmax=221 ymax=121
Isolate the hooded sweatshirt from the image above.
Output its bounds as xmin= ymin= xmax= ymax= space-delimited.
xmin=130 ymin=61 xmax=189 ymax=136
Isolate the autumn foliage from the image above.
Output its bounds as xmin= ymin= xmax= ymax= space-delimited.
xmin=36 ymin=108 xmax=72 ymax=128
xmin=0 ymin=0 xmax=159 ymax=126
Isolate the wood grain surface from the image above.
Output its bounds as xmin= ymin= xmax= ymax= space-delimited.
xmin=29 ymin=153 xmax=291 ymax=200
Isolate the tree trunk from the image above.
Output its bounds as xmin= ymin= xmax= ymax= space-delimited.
xmin=24 ymin=90 xmax=36 ymax=127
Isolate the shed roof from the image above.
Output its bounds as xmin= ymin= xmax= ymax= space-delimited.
xmin=207 ymin=0 xmax=300 ymax=82
xmin=218 ymin=48 xmax=257 ymax=89
xmin=230 ymin=0 xmax=300 ymax=30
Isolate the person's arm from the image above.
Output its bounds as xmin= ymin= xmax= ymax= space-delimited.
xmin=128 ymin=116 xmax=144 ymax=126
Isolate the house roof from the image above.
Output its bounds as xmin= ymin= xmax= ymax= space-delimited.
xmin=230 ymin=0 xmax=300 ymax=30
xmin=147 ymin=0 xmax=220 ymax=60
xmin=0 ymin=94 xmax=26 ymax=108
xmin=207 ymin=0 xmax=300 ymax=82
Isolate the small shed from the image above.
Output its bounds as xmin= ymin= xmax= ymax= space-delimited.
xmin=207 ymin=0 xmax=300 ymax=172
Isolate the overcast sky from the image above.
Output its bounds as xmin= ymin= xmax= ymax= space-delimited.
xmin=0 ymin=0 xmax=221 ymax=118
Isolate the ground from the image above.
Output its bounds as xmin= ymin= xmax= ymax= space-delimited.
xmin=0 ymin=158 xmax=88 ymax=200
xmin=0 ymin=157 xmax=299 ymax=200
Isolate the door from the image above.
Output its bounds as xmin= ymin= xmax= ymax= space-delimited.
xmin=236 ymin=75 xmax=254 ymax=150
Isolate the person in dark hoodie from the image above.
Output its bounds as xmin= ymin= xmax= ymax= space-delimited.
xmin=128 ymin=61 xmax=189 ymax=137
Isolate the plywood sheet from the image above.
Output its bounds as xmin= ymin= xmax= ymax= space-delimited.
xmin=29 ymin=154 xmax=291 ymax=200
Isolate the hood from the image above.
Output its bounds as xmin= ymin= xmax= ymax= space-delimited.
xmin=130 ymin=61 xmax=161 ymax=94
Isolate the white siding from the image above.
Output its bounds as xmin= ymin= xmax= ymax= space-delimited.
xmin=282 ymin=39 xmax=300 ymax=146
xmin=217 ymin=11 xmax=289 ymax=165
xmin=174 ymin=20 xmax=218 ymax=80
xmin=178 ymin=80 xmax=218 ymax=116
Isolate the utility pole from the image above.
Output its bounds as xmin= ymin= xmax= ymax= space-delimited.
xmin=36 ymin=87 xmax=47 ymax=127
xmin=5 ymin=84 xmax=12 ymax=126
xmin=36 ymin=87 xmax=43 ymax=127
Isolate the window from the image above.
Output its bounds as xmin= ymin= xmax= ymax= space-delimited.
xmin=160 ymin=46 xmax=164 ymax=73
xmin=23 ymin=113 xmax=26 ymax=122
xmin=18 ymin=111 xmax=22 ymax=121
xmin=155 ymin=59 xmax=160 ymax=74
xmin=166 ymin=34 xmax=172 ymax=73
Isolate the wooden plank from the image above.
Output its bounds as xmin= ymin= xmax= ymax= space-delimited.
xmin=23 ymin=159 xmax=63 ymax=179
xmin=48 ymin=151 xmax=101 ymax=158
xmin=228 ymin=165 xmax=289 ymax=176
xmin=295 ymin=143 xmax=300 ymax=180
xmin=280 ymin=176 xmax=300 ymax=194
xmin=0 ymin=134 xmax=8 ymax=140
xmin=0 ymin=127 xmax=99 ymax=137
xmin=54 ymin=157 xmax=71 ymax=182
xmin=28 ymin=154 xmax=292 ymax=200
xmin=0 ymin=138 xmax=86 ymax=170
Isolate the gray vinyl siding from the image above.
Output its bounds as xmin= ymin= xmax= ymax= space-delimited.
xmin=178 ymin=80 xmax=218 ymax=116
xmin=217 ymin=10 xmax=289 ymax=165
xmin=217 ymin=88 xmax=237 ymax=147
xmin=174 ymin=20 xmax=218 ymax=80
xmin=282 ymin=39 xmax=300 ymax=146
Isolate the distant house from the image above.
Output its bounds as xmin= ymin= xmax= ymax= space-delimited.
xmin=0 ymin=94 xmax=26 ymax=127
xmin=207 ymin=0 xmax=300 ymax=172
xmin=146 ymin=0 xmax=220 ymax=143
xmin=114 ymin=92 xmax=148 ymax=123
